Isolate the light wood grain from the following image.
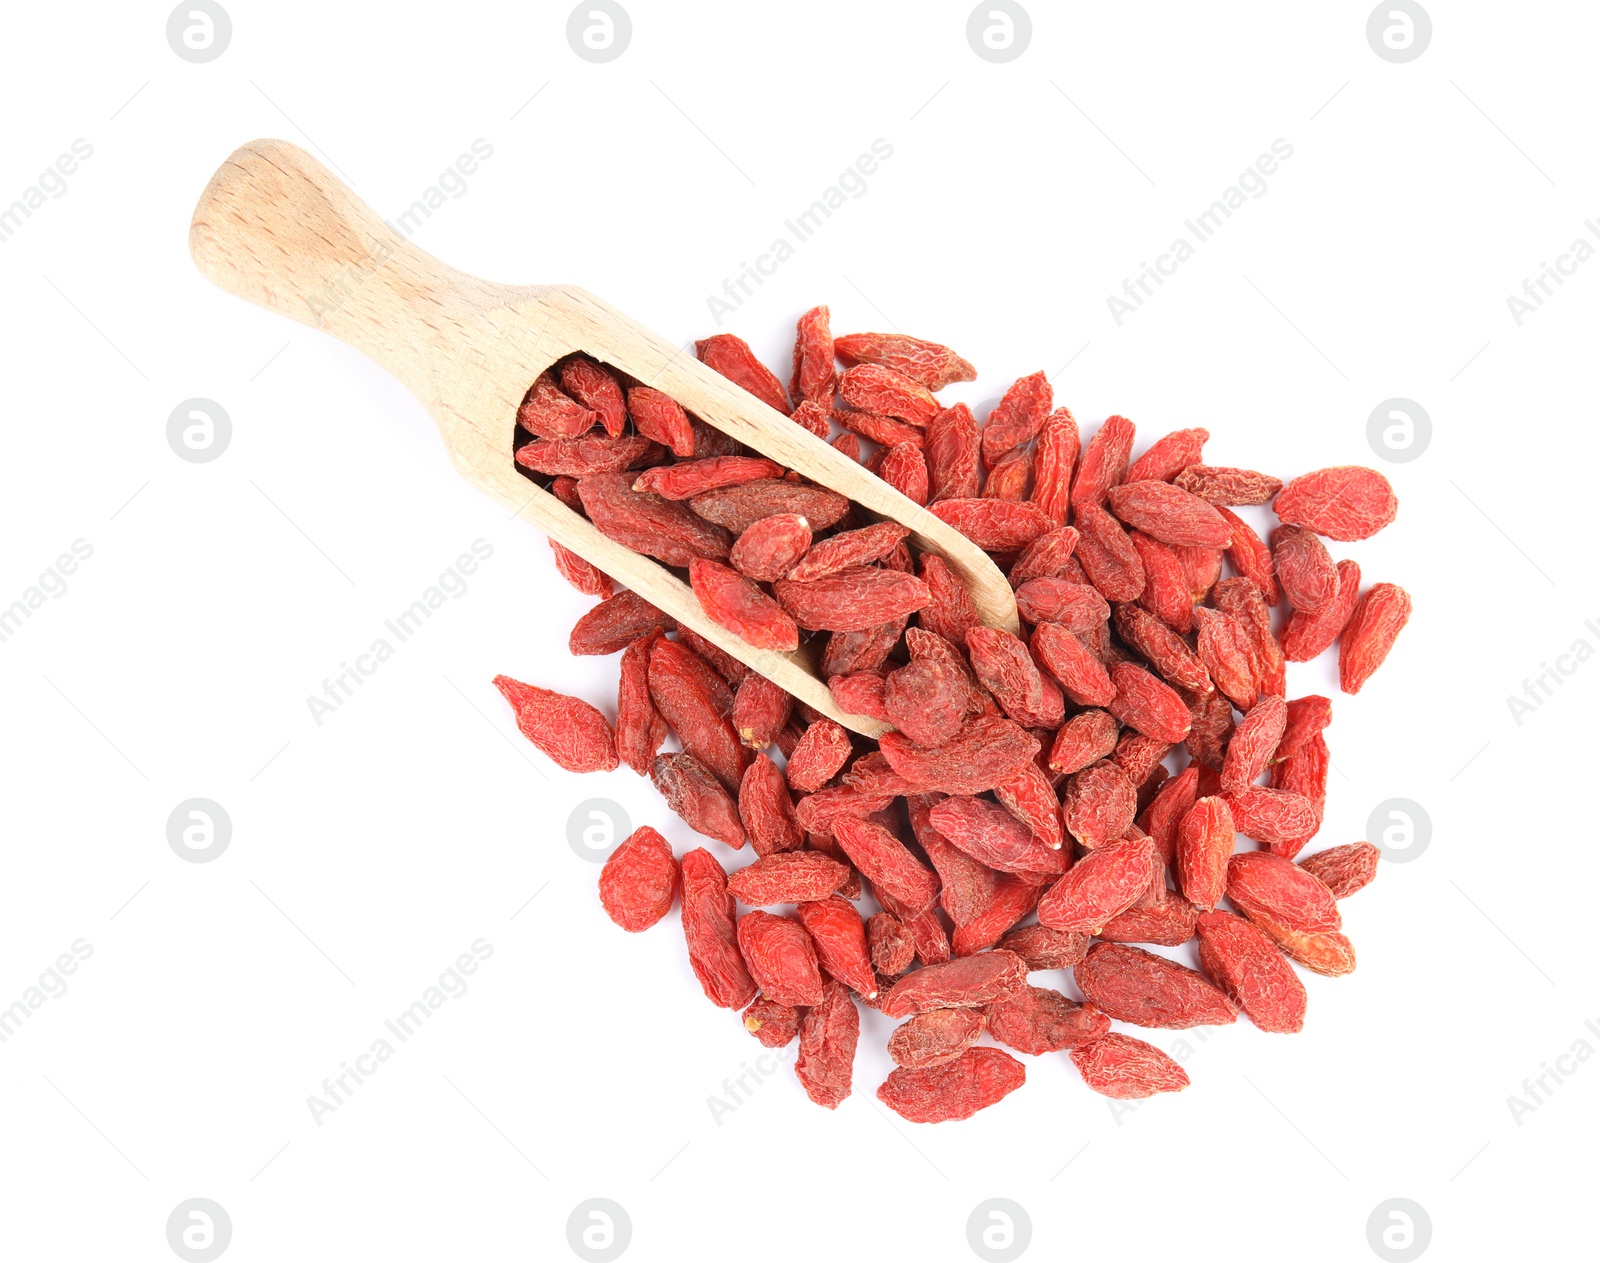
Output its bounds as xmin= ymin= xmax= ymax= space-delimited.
xmin=189 ymin=138 xmax=1020 ymax=737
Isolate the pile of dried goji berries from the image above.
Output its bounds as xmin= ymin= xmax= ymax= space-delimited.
xmin=495 ymin=307 xmax=1408 ymax=1123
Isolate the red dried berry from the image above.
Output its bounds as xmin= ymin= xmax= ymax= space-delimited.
xmin=1299 ymin=842 xmax=1379 ymax=899
xmin=727 ymin=851 xmax=850 ymax=905
xmin=625 ymin=385 xmax=697 ymax=457
xmin=791 ymin=306 xmax=837 ymax=407
xmin=679 ymin=848 xmax=757 ymax=1010
xmin=653 ymin=753 xmax=746 ymax=848
xmin=1075 ymin=942 xmax=1237 ymax=1028
xmin=1281 ymin=558 xmax=1362 ymax=662
xmin=1195 ymin=909 xmax=1307 ymax=1034
xmin=577 ymin=472 xmax=733 ymax=567
xmin=1107 ymin=480 xmax=1233 ymax=548
xmin=925 ymin=403 xmax=982 ymax=503
xmin=795 ymin=980 xmax=859 ymax=1108
xmin=597 ymin=826 xmax=678 ymax=931
xmin=878 ymin=1046 xmax=1026 ymax=1123
xmin=737 ymin=910 xmax=826 ymax=1006
xmin=696 ymin=333 xmax=790 ymax=415
xmin=1036 ymin=834 xmax=1160 ymax=934
xmin=1069 ymin=1033 xmax=1189 ymax=1099
xmin=1173 ymin=465 xmax=1283 ymax=505
xmin=1127 ymin=427 xmax=1209 ymax=484
xmin=633 ymin=456 xmax=786 ymax=500
xmin=984 ymin=986 xmax=1109 ymax=1054
xmin=1339 ymin=582 xmax=1411 ymax=694
xmin=517 ymin=370 xmax=598 ymax=439
xmin=834 ymin=332 xmax=976 ymax=391
xmin=691 ymin=480 xmax=849 ymax=534
xmin=888 ymin=1008 xmax=987 ymax=1068
xmin=558 ymin=356 xmax=627 ymax=437
xmin=1274 ymin=465 xmax=1398 ymax=541
xmin=492 ymin=675 xmax=618 ymax=773
xmin=738 ymin=754 xmax=803 ymax=857
xmin=742 ymin=997 xmax=800 ymax=1047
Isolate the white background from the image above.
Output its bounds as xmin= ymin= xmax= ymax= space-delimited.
xmin=1 ymin=2 xmax=1596 ymax=1260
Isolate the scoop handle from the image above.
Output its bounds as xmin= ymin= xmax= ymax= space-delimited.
xmin=188 ymin=139 xmax=514 ymax=399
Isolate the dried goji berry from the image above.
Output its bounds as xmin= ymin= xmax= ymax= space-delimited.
xmin=653 ymin=753 xmax=747 ymax=848
xmin=1075 ymin=942 xmax=1237 ymax=1028
xmin=966 ymin=627 xmax=1064 ymax=729
xmin=737 ymin=910 xmax=826 ymax=1006
xmin=787 ymin=718 xmax=854 ymax=792
xmin=1273 ymin=695 xmax=1332 ymax=763
xmin=916 ymin=553 xmax=985 ymax=645
xmin=832 ymin=404 xmax=926 ymax=450
xmin=833 ymin=331 xmax=976 ymax=390
xmin=578 ymin=472 xmax=733 ymax=567
xmin=697 ymin=333 xmax=791 ymax=415
xmin=980 ymin=371 xmax=1052 ymax=468
xmin=517 ymin=370 xmax=598 ymax=439
xmin=1281 ymin=558 xmax=1361 ymax=662
xmin=883 ymin=659 xmax=970 ymax=748
xmin=558 ymin=355 xmax=626 ymax=437
xmin=1130 ymin=530 xmax=1194 ymax=633
xmin=822 ymin=617 xmax=906 ymax=677
xmin=881 ymin=442 xmax=931 ymax=505
xmin=742 ymin=996 xmax=800 ymax=1047
xmin=878 ymin=1046 xmax=1025 ymax=1122
xmin=1029 ymin=407 xmax=1079 ymax=524
xmin=790 ymin=305 xmax=836 ymax=407
xmin=569 ymin=589 xmax=673 ymax=656
xmin=1221 ymin=695 xmax=1288 ymax=795
xmin=648 ymin=638 xmax=747 ymax=790
xmin=888 ymin=1008 xmax=987 ymax=1068
xmin=1009 ymin=525 xmax=1080 ymax=587
xmin=1226 ymin=851 xmax=1341 ymax=933
xmin=1036 ymin=833 xmax=1160 ymax=934
xmin=796 ymin=895 xmax=878 ymax=998
xmin=1224 ymin=786 xmax=1319 ymax=851
xmin=616 ymin=631 xmax=669 ymax=774
xmin=1127 ymin=427 xmax=1209 ymax=484
xmin=688 ymin=558 xmax=799 ymax=651
xmin=1069 ymin=1032 xmax=1189 ymax=1099
xmin=1270 ymin=525 xmax=1338 ymax=614
xmin=1107 ymin=660 xmax=1192 ymax=743
xmin=1298 ymin=841 xmax=1379 ymax=899
xmin=948 ymin=874 xmax=1043 ymax=957
xmin=1216 ymin=505 xmax=1279 ymax=605
xmin=878 ymin=715 xmax=1040 ymax=795
xmin=1097 ymin=892 xmax=1200 ymax=946
xmin=996 ymin=923 xmax=1090 ymax=970
xmin=993 ymin=759 xmax=1065 ymax=850
xmin=1107 ymin=480 xmax=1233 ymax=548
xmin=732 ymin=673 xmax=792 ymax=750
xmin=774 ymin=566 xmax=930 ymax=633
xmin=1194 ymin=909 xmax=1306 ymax=1034
xmin=981 ymin=446 xmax=1032 ymax=501
xmin=879 ymin=950 xmax=1029 ymax=1019
xmin=928 ymin=497 xmax=1056 ymax=553
xmin=549 ymin=540 xmax=614 ymax=598
xmin=985 ymin=986 xmax=1109 ymax=1053
xmin=795 ymin=979 xmax=858 ymax=1107
xmin=925 ymin=402 xmax=982 ymax=503
xmin=1047 ymin=709 xmax=1119 ymax=775
xmin=1339 ymin=582 xmax=1411 ymax=694
xmin=691 ymin=479 xmax=849 ymax=534
xmin=1175 ymin=795 xmax=1234 ymax=911
xmin=1071 ymin=414 xmax=1136 ymax=509
xmin=1074 ymin=502 xmax=1146 ymax=601
xmin=929 ymin=796 xmax=1065 ymax=879
xmin=739 ymin=754 xmax=803 ymax=857
xmin=625 ymin=385 xmax=697 ymax=457
xmin=831 ymin=814 xmax=940 ymax=911
xmin=1274 ymin=465 xmax=1398 ymax=541
xmin=787 ymin=522 xmax=910 ymax=582
xmin=1031 ymin=623 xmax=1114 ymax=707
xmin=828 ymin=671 xmax=891 ymax=723
xmin=1193 ymin=607 xmax=1258 ymax=710
xmin=867 ymin=911 xmax=916 ymax=975
xmin=493 ymin=675 xmax=618 ymax=772
xmin=679 ymin=848 xmax=757 ymax=1009
xmin=1063 ymin=760 xmax=1138 ymax=848
xmin=728 ymin=851 xmax=850 ymax=905
xmin=515 ymin=433 xmax=660 ymax=476
xmin=1015 ymin=578 xmax=1109 ymax=631
xmin=1173 ymin=465 xmax=1282 ymax=505
xmin=598 ymin=825 xmax=678 ymax=931
xmin=838 ymin=363 xmax=940 ymax=424
xmin=632 ymin=455 xmax=786 ymax=500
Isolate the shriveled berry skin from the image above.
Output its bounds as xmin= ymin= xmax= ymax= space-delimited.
xmin=517 ymin=369 xmax=598 ymax=439
xmin=1175 ymin=796 xmax=1234 ymax=910
xmin=831 ymin=815 xmax=940 ymax=912
xmin=1107 ymin=661 xmax=1192 ymax=743
xmin=1299 ymin=841 xmax=1379 ymax=899
xmin=652 ymin=754 xmax=747 ymax=848
xmin=981 ymin=371 xmax=1053 ymax=467
xmin=616 ymin=632 xmax=668 ymax=775
xmin=1075 ymin=943 xmax=1238 ymax=1028
xmin=1216 ymin=506 xmax=1280 ymax=605
xmin=1069 ymin=1033 xmax=1190 ymax=1099
xmin=578 ymin=472 xmax=733 ymax=567
xmin=517 ymin=433 xmax=657 ymax=477
xmin=1195 ymin=909 xmax=1307 ymax=1034
xmin=834 ymin=331 xmax=977 ymax=391
xmin=742 ymin=997 xmax=800 ymax=1048
xmin=1224 ymin=786 xmax=1319 ymax=850
xmin=1074 ymin=503 xmax=1147 ymax=601
xmin=1036 ymin=834 xmax=1160 ymax=935
xmin=691 ymin=479 xmax=849 ymax=534
xmin=879 ymin=950 xmax=1029 ymax=1019
xmin=1270 ymin=525 xmax=1338 ymax=615
xmin=738 ymin=755 xmax=803 ymax=857
xmin=948 ymin=874 xmax=1043 ymax=957
xmin=1030 ymin=408 xmax=1080 ymax=524
xmin=795 ymin=980 xmax=859 ymax=1108
xmin=867 ymin=911 xmax=916 ymax=976
xmin=1128 ymin=427 xmax=1208 ymax=484
xmin=1064 ymin=761 xmax=1138 ymax=849
xmin=996 ymin=926 xmax=1090 ymax=977
xmin=926 ymin=402 xmax=982 ymax=503
xmin=1049 ymin=710 xmax=1120 ymax=775
xmin=881 ymin=442 xmax=931 ymax=505
xmin=788 ymin=522 xmax=910 ymax=583
xmin=787 ymin=718 xmax=853 ymax=792
xmin=929 ymin=498 xmax=1055 ymax=552
xmin=1031 ymin=624 xmax=1114 ymax=707
xmin=984 ymin=985 xmax=1109 ymax=1054
xmin=1261 ymin=925 xmax=1357 ymax=977
xmin=888 ymin=1007 xmax=987 ymax=1068
xmin=688 ymin=558 xmax=799 ymax=652
xmin=649 ymin=639 xmax=748 ymax=792
xmin=883 ymin=659 xmax=969 ymax=748
xmin=492 ymin=675 xmax=618 ymax=773
xmin=1225 ymin=852 xmax=1341 ymax=933
xmin=727 ymin=851 xmax=850 ymax=905
xmin=1106 ymin=479 xmax=1233 ymax=548
xmin=679 ymin=848 xmax=757 ymax=1010
xmin=791 ymin=306 xmax=836 ymax=407
xmin=696 ymin=333 xmax=791 ymax=414
xmin=1015 ymin=578 xmax=1109 ymax=632
xmin=737 ymin=910 xmax=827 ymax=1007
xmin=1071 ymin=414 xmax=1136 ymax=510
xmin=774 ymin=566 xmax=930 ymax=633
xmin=877 ymin=1046 xmax=1026 ymax=1122
xmin=1222 ymin=695 xmax=1288 ymax=794
xmin=570 ymin=590 xmax=673 ymax=656
xmin=1130 ymin=530 xmax=1194 ymax=633
xmin=732 ymin=674 xmax=792 ymax=751
xmin=796 ymin=895 xmax=878 ymax=998
xmin=878 ymin=715 xmax=1039 ymax=796
xmin=730 ymin=513 xmax=812 ymax=583
xmin=1174 ymin=464 xmax=1282 ymax=505
xmin=598 ymin=826 xmax=678 ymax=931
xmin=1339 ymin=582 xmax=1412 ymax=694
xmin=626 ymin=385 xmax=696 ymax=456
xmin=839 ymin=362 xmax=941 ymax=424
xmin=1281 ymin=558 xmax=1361 ymax=662
xmin=1098 ymin=894 xmax=1200 ymax=946
xmin=1274 ymin=465 xmax=1398 ymax=541
xmin=558 ymin=355 xmax=627 ymax=436
xmin=966 ymin=627 xmax=1064 ymax=729
xmin=928 ymin=796 xmax=1064 ymax=879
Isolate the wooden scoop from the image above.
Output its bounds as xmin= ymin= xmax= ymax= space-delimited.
xmin=188 ymin=139 xmax=1019 ymax=737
